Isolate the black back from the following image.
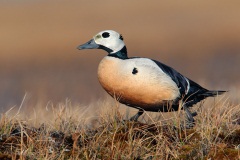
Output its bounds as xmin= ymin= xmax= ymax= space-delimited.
xmin=152 ymin=60 xmax=224 ymax=108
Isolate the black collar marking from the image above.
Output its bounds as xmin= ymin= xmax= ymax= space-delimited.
xmin=99 ymin=45 xmax=114 ymax=53
xmin=108 ymin=46 xmax=128 ymax=60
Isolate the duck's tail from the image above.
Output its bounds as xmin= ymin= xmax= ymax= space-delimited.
xmin=201 ymin=90 xmax=227 ymax=97
xmin=185 ymin=90 xmax=227 ymax=107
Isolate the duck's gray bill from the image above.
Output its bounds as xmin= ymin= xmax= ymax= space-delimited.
xmin=77 ymin=39 xmax=99 ymax=50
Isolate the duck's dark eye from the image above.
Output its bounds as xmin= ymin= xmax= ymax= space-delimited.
xmin=102 ymin=32 xmax=110 ymax=38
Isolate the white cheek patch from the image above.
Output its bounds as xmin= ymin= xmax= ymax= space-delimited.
xmin=94 ymin=30 xmax=125 ymax=53
xmin=110 ymin=40 xmax=125 ymax=53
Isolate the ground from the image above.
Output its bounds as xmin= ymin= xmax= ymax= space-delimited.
xmin=0 ymin=98 xmax=239 ymax=159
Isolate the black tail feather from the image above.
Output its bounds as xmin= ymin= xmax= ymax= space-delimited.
xmin=201 ymin=90 xmax=227 ymax=97
xmin=185 ymin=90 xmax=227 ymax=107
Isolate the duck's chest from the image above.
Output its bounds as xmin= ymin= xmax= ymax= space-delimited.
xmin=97 ymin=56 xmax=180 ymax=107
xmin=98 ymin=57 xmax=130 ymax=93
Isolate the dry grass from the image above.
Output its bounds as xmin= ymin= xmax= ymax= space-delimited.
xmin=1 ymin=0 xmax=240 ymax=108
xmin=0 ymin=96 xmax=239 ymax=160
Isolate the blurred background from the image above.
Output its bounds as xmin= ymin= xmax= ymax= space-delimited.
xmin=0 ymin=0 xmax=240 ymax=112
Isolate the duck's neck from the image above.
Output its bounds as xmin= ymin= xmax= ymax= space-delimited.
xmin=108 ymin=46 xmax=128 ymax=60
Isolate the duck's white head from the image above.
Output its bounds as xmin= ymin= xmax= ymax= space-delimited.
xmin=77 ymin=30 xmax=126 ymax=54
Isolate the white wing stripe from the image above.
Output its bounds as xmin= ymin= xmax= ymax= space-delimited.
xmin=184 ymin=77 xmax=190 ymax=94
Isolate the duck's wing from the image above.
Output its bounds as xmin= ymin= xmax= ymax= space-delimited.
xmin=151 ymin=59 xmax=192 ymax=96
xmin=151 ymin=59 xmax=226 ymax=106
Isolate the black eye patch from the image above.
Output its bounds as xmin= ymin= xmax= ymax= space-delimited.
xmin=102 ymin=32 xmax=110 ymax=38
xmin=119 ymin=34 xmax=124 ymax=40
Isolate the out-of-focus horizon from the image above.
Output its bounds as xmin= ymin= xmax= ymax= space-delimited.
xmin=0 ymin=0 xmax=240 ymax=111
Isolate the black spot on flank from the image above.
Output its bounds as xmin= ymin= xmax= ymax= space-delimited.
xmin=119 ymin=34 xmax=124 ymax=40
xmin=132 ymin=68 xmax=138 ymax=75
xmin=102 ymin=32 xmax=110 ymax=38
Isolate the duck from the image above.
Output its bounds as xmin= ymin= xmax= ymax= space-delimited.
xmin=77 ymin=30 xmax=226 ymax=126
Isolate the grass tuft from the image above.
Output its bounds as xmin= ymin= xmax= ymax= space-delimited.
xmin=0 ymin=97 xmax=239 ymax=159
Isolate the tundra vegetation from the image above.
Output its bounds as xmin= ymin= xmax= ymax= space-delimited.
xmin=0 ymin=95 xmax=239 ymax=160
